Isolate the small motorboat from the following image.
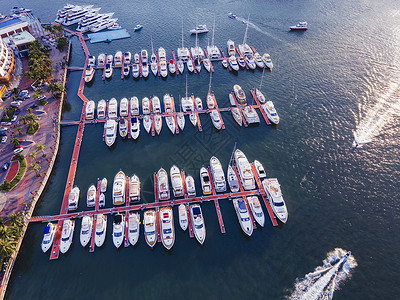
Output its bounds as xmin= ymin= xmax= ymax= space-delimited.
xmin=160 ymin=206 xmax=175 ymax=250
xmin=108 ymin=98 xmax=118 ymax=119
xmin=95 ymin=214 xmax=107 ymax=247
xmin=262 ymin=178 xmax=288 ymax=223
xmin=206 ymin=93 xmax=215 ymax=109
xmin=114 ymin=51 xmax=123 ymax=66
xmin=254 ymin=160 xmax=266 ymax=178
xmin=245 ymin=55 xmax=256 ymax=70
xmin=194 ymin=58 xmax=201 ymax=72
xmin=80 ymin=216 xmax=93 ymax=247
xmin=144 ymin=210 xmax=157 ymax=248
xmin=128 ymin=212 xmax=140 ymax=246
xmin=160 ymin=60 xmax=168 ymax=77
xmin=104 ymin=119 xmax=117 ymax=147
xmin=130 ymin=117 xmax=140 ymax=140
xmin=255 ymin=89 xmax=266 ymax=104
xmin=99 ymin=192 xmax=105 ymax=208
xmin=100 ymin=178 xmax=107 ymax=193
xmin=290 ymin=21 xmax=308 ymax=31
xmin=221 ymin=58 xmax=228 ymax=68
xmin=124 ymin=51 xmax=132 ymax=64
xmin=228 ymin=55 xmax=239 ymax=71
xmin=68 ymin=186 xmax=80 ymax=211
xmin=210 ymin=109 xmax=222 ymax=130
xmin=130 ymin=96 xmax=140 ymax=115
xmin=123 ymin=65 xmax=130 ymax=77
xmin=189 ymin=112 xmax=197 ymax=126
xmin=157 ymin=168 xmax=170 ymax=200
xmin=143 ymin=115 xmax=152 ymax=133
xmin=227 ymin=165 xmax=239 ymax=193
xmin=186 ymin=175 xmax=196 ymax=197
xmin=165 ymin=115 xmax=176 ymax=134
xmin=203 ymin=58 xmax=211 ymax=72
xmin=154 ymin=114 xmax=162 ymax=135
xmin=60 ymin=219 xmax=75 ymax=254
xmin=237 ymin=57 xmax=246 ymax=69
xmin=105 ymin=63 xmax=113 ymax=78
xmin=129 ymin=174 xmax=141 ymax=202
xmin=97 ymin=53 xmax=106 ymax=67
xmin=84 ymin=67 xmax=94 ymax=83
xmin=177 ymin=60 xmax=184 ymax=74
xmin=242 ymin=106 xmax=260 ymax=124
xmin=186 ymin=59 xmax=194 ymax=73
xmin=169 ymin=60 xmax=176 ymax=74
xmin=112 ymin=170 xmax=126 ymax=206
xmin=227 ymin=40 xmax=235 ymax=56
xmin=152 ymin=96 xmax=161 ymax=113
xmin=262 ymin=101 xmax=280 ymax=125
xmin=253 ymin=52 xmax=265 ymax=69
xmin=87 ymin=184 xmax=96 ymax=207
xmin=177 ymin=112 xmax=185 ymax=131
xmin=170 ymin=165 xmax=184 ymax=197
xmin=85 ymin=100 xmax=95 ymax=120
xmin=112 ymin=213 xmax=125 ymax=248
xmin=41 ymin=222 xmax=56 ymax=253
xmin=134 ymin=24 xmax=143 ymax=31
xmin=178 ymin=204 xmax=188 ymax=231
xmin=132 ymin=63 xmax=140 ymax=78
xmin=262 ymin=53 xmax=273 ymax=69
xmin=119 ymin=118 xmax=128 ymax=138
xmin=190 ymin=24 xmax=208 ymax=34
xmin=106 ymin=54 xmax=113 ymax=64
xmin=231 ymin=107 xmax=242 ymax=126
xmin=142 ymin=97 xmax=150 ymax=114
xmin=248 ymin=196 xmax=265 ymax=227
xmin=190 ymin=204 xmax=206 ymax=245
xmin=97 ymin=99 xmax=106 ymax=119
xmin=233 ymin=198 xmax=253 ymax=236
xmin=199 ymin=167 xmax=212 ymax=195
xmin=151 ymin=59 xmax=158 ymax=76
xmin=195 ymin=97 xmax=203 ymax=111
xmin=228 ymin=12 xmax=236 ymax=19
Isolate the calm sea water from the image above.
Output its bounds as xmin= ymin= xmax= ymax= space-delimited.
xmin=3 ymin=0 xmax=400 ymax=299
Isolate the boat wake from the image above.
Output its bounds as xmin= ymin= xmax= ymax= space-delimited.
xmin=235 ymin=16 xmax=285 ymax=43
xmin=288 ymin=248 xmax=357 ymax=300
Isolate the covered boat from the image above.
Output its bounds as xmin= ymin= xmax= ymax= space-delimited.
xmin=262 ymin=178 xmax=288 ymax=223
xmin=104 ymin=119 xmax=117 ymax=146
xmin=60 ymin=219 xmax=75 ymax=254
xmin=112 ymin=213 xmax=125 ymax=248
xmin=248 ymin=196 xmax=265 ymax=227
xmin=170 ymin=165 xmax=184 ymax=197
xmin=80 ymin=215 xmax=93 ymax=247
xmin=190 ymin=204 xmax=206 ymax=245
xmin=68 ymin=186 xmax=80 ymax=211
xmin=41 ymin=222 xmax=56 ymax=253
xmin=157 ymin=168 xmax=170 ymax=200
xmin=200 ymin=167 xmax=212 ymax=195
xmin=129 ymin=174 xmax=141 ymax=202
xmin=128 ymin=212 xmax=140 ymax=246
xmin=94 ymin=214 xmax=107 ymax=247
xmin=87 ymin=184 xmax=96 ymax=207
xmin=112 ymin=170 xmax=126 ymax=205
xmin=144 ymin=210 xmax=157 ymax=248
xmin=233 ymin=198 xmax=253 ymax=236
xmin=234 ymin=149 xmax=255 ymax=190
xmin=210 ymin=156 xmax=226 ymax=192
xmin=160 ymin=206 xmax=175 ymax=250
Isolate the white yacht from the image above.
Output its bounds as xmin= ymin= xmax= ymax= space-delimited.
xmin=154 ymin=115 xmax=162 ymax=135
xmin=119 ymin=118 xmax=128 ymax=138
xmin=142 ymin=61 xmax=149 ymax=78
xmin=112 ymin=213 xmax=125 ymax=248
xmin=227 ymin=165 xmax=239 ymax=193
xmin=234 ymin=149 xmax=256 ymax=190
xmin=210 ymin=156 xmax=226 ymax=192
xmin=159 ymin=60 xmax=168 ymax=77
xmin=195 ymin=97 xmax=203 ymax=111
xmin=41 ymin=222 xmax=56 ymax=253
xmin=158 ymin=47 xmax=167 ymax=61
xmin=134 ymin=53 xmax=140 ymax=64
xmin=237 ymin=56 xmax=246 ymax=68
xmin=170 ymin=165 xmax=184 ymax=197
xmin=255 ymin=88 xmax=266 ymax=104
xmin=190 ymin=24 xmax=208 ymax=34
xmin=87 ymin=56 xmax=95 ymax=68
xmin=194 ymin=57 xmax=202 ymax=72
xmin=233 ymin=198 xmax=253 ymax=236
xmin=228 ymin=56 xmax=239 ymax=71
xmin=160 ymin=206 xmax=175 ymax=250
xmin=120 ymin=97 xmax=129 ymax=117
xmin=97 ymin=53 xmax=106 ymax=67
xmin=178 ymin=204 xmax=188 ymax=231
xmin=245 ymin=55 xmax=256 ymax=70
xmin=157 ymin=168 xmax=170 ymax=200
xmin=97 ymin=99 xmax=106 ymax=119
xmin=203 ymin=58 xmax=211 ymax=72
xmin=100 ymin=178 xmax=107 ymax=193
xmin=262 ymin=178 xmax=288 ymax=223
xmin=55 ymin=4 xmax=80 ymax=24
xmin=85 ymin=100 xmax=95 ymax=120
xmin=176 ymin=112 xmax=185 ymax=131
xmin=210 ymin=109 xmax=222 ymax=130
xmin=130 ymin=117 xmax=140 ymax=140
xmin=99 ymin=193 xmax=105 ymax=208
xmin=150 ymin=52 xmax=158 ymax=77
xmin=248 ymin=196 xmax=265 ymax=227
xmin=132 ymin=63 xmax=140 ymax=78
xmin=151 ymin=96 xmax=161 ymax=114
xmin=128 ymin=212 xmax=140 ymax=246
xmin=238 ymin=42 xmax=253 ymax=57
xmin=141 ymin=49 xmax=148 ymax=64
xmin=113 ymin=170 xmax=126 ymax=205
xmin=63 ymin=6 xmax=100 ymax=26
xmin=123 ymin=65 xmax=130 ymax=77
xmin=142 ymin=97 xmax=150 ymax=114
xmin=262 ymin=101 xmax=280 ymax=125
xmin=254 ymin=160 xmax=266 ymax=178
xmin=130 ymin=96 xmax=139 ymax=115
xmin=87 ymin=184 xmax=96 ymax=207
xmin=68 ymin=186 xmax=80 ymax=211
xmin=181 ymin=96 xmax=194 ymax=113
xmin=80 ymin=216 xmax=93 ymax=247
xmin=105 ymin=63 xmax=113 ymax=78
xmin=231 ymin=107 xmax=242 ymax=126
xmin=186 ymin=59 xmax=194 ymax=73
xmin=60 ymin=219 xmax=75 ymax=254
xmin=144 ymin=210 xmax=157 ymax=248
xmin=227 ymin=40 xmax=236 ymax=56
xmin=169 ymin=60 xmax=176 ymax=74
xmin=221 ymin=58 xmax=229 ymax=68
xmin=199 ymin=167 xmax=212 ymax=195
xmin=186 ymin=175 xmax=196 ymax=197
xmin=190 ymin=204 xmax=206 ymax=245
xmin=290 ymin=21 xmax=308 ymax=31
xmin=129 ymin=174 xmax=140 ymax=202
xmin=163 ymin=94 xmax=173 ymax=113
xmin=242 ymin=106 xmax=260 ymax=124
xmin=107 ymin=54 xmax=113 ymax=64
xmin=84 ymin=67 xmax=95 ymax=83
xmin=95 ymin=214 xmax=107 ymax=247
xmin=253 ymin=52 xmax=265 ymax=68
xmin=104 ymin=119 xmax=117 ymax=147
xmin=189 ymin=112 xmax=197 ymax=126
xmin=262 ymin=53 xmax=273 ymax=69
xmin=165 ymin=115 xmax=176 ymax=134
xmin=77 ymin=12 xmax=114 ymax=32
xmin=108 ymin=98 xmax=118 ymax=118
xmin=143 ymin=115 xmax=152 ymax=133
xmin=177 ymin=60 xmax=184 ymax=74
xmin=124 ymin=51 xmax=132 ymax=64
xmin=206 ymin=93 xmax=215 ymax=109
xmin=90 ymin=18 xmax=118 ymax=32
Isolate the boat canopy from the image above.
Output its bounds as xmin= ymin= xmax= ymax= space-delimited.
xmin=193 ymin=207 xmax=201 ymax=215
xmin=43 ymin=225 xmax=51 ymax=235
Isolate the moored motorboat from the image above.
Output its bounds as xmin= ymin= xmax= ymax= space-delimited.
xmin=134 ymin=24 xmax=143 ymax=31
xmin=160 ymin=206 xmax=175 ymax=250
xmin=112 ymin=213 xmax=125 ymax=248
xmin=97 ymin=53 xmax=106 ymax=67
xmin=177 ymin=112 xmax=185 ymax=131
xmin=107 ymin=54 xmax=113 ymax=64
xmin=190 ymin=204 xmax=206 ymax=245
xmin=144 ymin=210 xmax=157 ymax=248
xmin=99 ymin=193 xmax=105 ymax=208
xmin=157 ymin=168 xmax=170 ymax=200
xmin=124 ymin=51 xmax=131 ymax=64
xmin=210 ymin=156 xmax=226 ymax=192
xmin=255 ymin=88 xmax=266 ymax=104
xmin=123 ymin=65 xmax=130 ymax=77
xmin=228 ymin=12 xmax=236 ymax=19
xmin=189 ymin=112 xmax=197 ymax=126
xmin=170 ymin=165 xmax=184 ymax=197
xmin=132 ymin=63 xmax=139 ymax=78
xmin=228 ymin=56 xmax=239 ymax=71
xmin=165 ymin=115 xmax=175 ymax=134
xmin=142 ymin=97 xmax=150 ymax=114
xmin=108 ymin=98 xmax=118 ymax=118
xmin=227 ymin=40 xmax=235 ymax=56
xmin=199 ymin=167 xmax=212 ymax=195
xmin=100 ymin=178 xmax=107 ymax=193
xmin=181 ymin=96 xmax=194 ymax=113
xmin=41 ymin=222 xmax=56 ymax=253
xmin=105 ymin=63 xmax=113 ymax=78
xmin=150 ymin=52 xmax=158 ymax=76
xmin=104 ymin=119 xmax=117 ymax=147
xmin=154 ymin=114 xmax=162 ymax=135
xmin=114 ymin=51 xmax=123 ymax=66
xmin=248 ymin=196 xmax=265 ymax=227
xmin=169 ymin=59 xmax=176 ymax=74
xmin=177 ymin=60 xmax=184 ymax=74
xmin=262 ymin=178 xmax=288 ymax=223
xmin=210 ymin=109 xmax=222 ymax=130
xmin=68 ymin=186 xmax=80 ymax=211
xmin=231 ymin=107 xmax=242 ymax=126
xmin=227 ymin=165 xmax=239 ymax=192
xmin=87 ymin=184 xmax=96 ymax=207
xmin=262 ymin=101 xmax=280 ymax=124
xmin=233 ymin=198 xmax=253 ymax=236
xmin=85 ymin=100 xmax=95 ymax=120
xmin=222 ymin=58 xmax=228 ymax=68
xmin=203 ymin=58 xmax=211 ymax=72
xmin=234 ymin=149 xmax=256 ymax=190
xmin=262 ymin=53 xmax=273 ymax=69
xmin=130 ymin=117 xmax=140 ymax=140
xmin=178 ymin=204 xmax=188 ymax=231
xmin=94 ymin=214 xmax=107 ymax=247
xmin=290 ymin=21 xmax=308 ymax=31
xmin=143 ymin=115 xmax=152 ymax=133
xmin=80 ymin=216 xmax=93 ymax=247
xmin=128 ymin=212 xmax=140 ymax=246
xmin=254 ymin=160 xmax=266 ymax=178
xmin=152 ymin=96 xmax=161 ymax=114
xmin=84 ymin=67 xmax=95 ymax=83
xmin=113 ymin=170 xmax=126 ymax=205
xmin=186 ymin=59 xmax=194 ymax=73
xmin=160 ymin=60 xmax=168 ymax=77
xmin=237 ymin=56 xmax=246 ymax=68
xmin=130 ymin=96 xmax=139 ymax=115
xmin=245 ymin=55 xmax=256 ymax=69
xmin=194 ymin=57 xmax=201 ymax=72
xmin=195 ymin=97 xmax=203 ymax=110
xmin=190 ymin=24 xmax=208 ymax=34
xmin=186 ymin=175 xmax=196 ymax=197
xmin=206 ymin=93 xmax=216 ymax=109
xmin=242 ymin=106 xmax=260 ymax=124
xmin=129 ymin=174 xmax=140 ymax=202
xmin=119 ymin=118 xmax=128 ymax=138
xmin=60 ymin=219 xmax=75 ymax=254
xmin=97 ymin=99 xmax=106 ymax=119
xmin=253 ymin=52 xmax=265 ymax=68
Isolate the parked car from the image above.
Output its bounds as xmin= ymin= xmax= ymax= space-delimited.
xmin=1 ymin=162 xmax=9 ymax=171
xmin=0 ymin=127 xmax=9 ymax=132
xmin=12 ymin=145 xmax=22 ymax=150
xmin=0 ymin=122 xmax=11 ymax=126
xmin=1 ymin=136 xmax=7 ymax=143
xmin=10 ymin=101 xmax=22 ymax=107
xmin=11 ymin=115 xmax=17 ymax=122
xmin=0 ymin=132 xmax=7 ymax=136
xmin=13 ymin=147 xmax=23 ymax=154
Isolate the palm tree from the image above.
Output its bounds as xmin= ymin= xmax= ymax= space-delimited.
xmin=30 ymin=162 xmax=41 ymax=176
xmin=29 ymin=151 xmax=37 ymax=160
xmin=36 ymin=144 xmax=46 ymax=155
xmin=8 ymin=213 xmax=23 ymax=227
xmin=10 ymin=138 xmax=21 ymax=148
xmin=33 ymin=88 xmax=44 ymax=100
xmin=0 ymin=237 xmax=16 ymax=258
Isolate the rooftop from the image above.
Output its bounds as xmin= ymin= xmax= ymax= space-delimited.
xmin=10 ymin=30 xmax=35 ymax=46
xmin=0 ymin=18 xmax=22 ymax=29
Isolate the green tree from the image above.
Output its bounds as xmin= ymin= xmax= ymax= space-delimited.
xmin=47 ymin=82 xmax=66 ymax=98
xmin=0 ymin=237 xmax=16 ymax=258
xmin=36 ymin=144 xmax=46 ymax=155
xmin=57 ymin=36 xmax=68 ymax=50
xmin=7 ymin=213 xmax=23 ymax=228
xmin=29 ymin=162 xmax=41 ymax=175
xmin=43 ymin=25 xmax=52 ymax=32
xmin=33 ymin=88 xmax=44 ymax=100
xmin=10 ymin=138 xmax=21 ymax=148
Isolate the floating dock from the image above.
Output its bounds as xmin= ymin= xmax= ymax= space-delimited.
xmin=87 ymin=29 xmax=131 ymax=44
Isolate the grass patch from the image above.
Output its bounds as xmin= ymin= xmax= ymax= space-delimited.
xmin=0 ymin=156 xmax=27 ymax=191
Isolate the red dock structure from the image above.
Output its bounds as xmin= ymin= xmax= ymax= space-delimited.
xmin=124 ymin=176 xmax=130 ymax=247
xmin=207 ymin=168 xmax=226 ymax=233
xmin=219 ymin=48 xmax=232 ymax=71
xmin=121 ymin=56 xmax=125 ymax=79
xmin=153 ymin=173 xmax=161 ymax=242
xmin=139 ymin=53 xmax=143 ymax=78
xmin=186 ymin=204 xmax=194 ymax=238
xmin=170 ymin=96 xmax=179 ymax=134
xmin=250 ymin=89 xmax=271 ymax=125
xmin=156 ymin=53 xmax=161 ymax=76
xmin=230 ymin=92 xmax=248 ymax=127
xmin=191 ymin=96 xmax=202 ymax=131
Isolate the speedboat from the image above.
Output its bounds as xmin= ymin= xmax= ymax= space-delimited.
xmin=233 ymin=84 xmax=247 ymax=106
xmin=154 ymin=114 xmax=162 ymax=135
xmin=206 ymin=93 xmax=215 ymax=109
xmin=237 ymin=56 xmax=246 ymax=68
xmin=186 ymin=59 xmax=194 ymax=73
xmin=199 ymin=167 xmax=212 ymax=195
xmin=108 ymin=98 xmax=118 ymax=118
xmin=97 ymin=53 xmax=106 ymax=67
xmin=227 ymin=165 xmax=239 ymax=192
xmin=222 ymin=58 xmax=228 ymax=68
xmin=254 ymin=160 xmax=266 ymax=178
xmin=85 ymin=100 xmax=95 ymax=120
xmin=100 ymin=178 xmax=107 ymax=193
xmin=190 ymin=24 xmax=208 ymax=34
xmin=210 ymin=109 xmax=222 ymax=130
xmin=169 ymin=60 xmax=176 ymax=74
xmin=231 ymin=107 xmax=242 ymax=126
xmin=245 ymin=55 xmax=256 ymax=69
xmin=60 ymin=219 xmax=75 ymax=254
xmin=151 ymin=96 xmax=161 ymax=114
xmin=253 ymin=52 xmax=265 ymax=68
xmin=114 ymin=51 xmax=123 ymax=66
xmin=134 ymin=24 xmax=143 ymax=31
xmin=290 ymin=21 xmax=308 ymax=31
xmin=143 ymin=115 xmax=152 ymax=133
xmin=150 ymin=53 xmax=158 ymax=76
xmin=99 ymin=193 xmax=105 ymax=208
xmin=262 ymin=101 xmax=280 ymax=124
xmin=142 ymin=97 xmax=150 ymax=114
xmin=123 ymin=65 xmax=130 ymax=77
xmin=41 ymin=222 xmax=56 ymax=253
xmin=255 ymin=89 xmax=266 ymax=104
xmin=68 ymin=186 xmax=80 ymax=211
xmin=177 ymin=60 xmax=184 ymax=74
xmin=80 ymin=216 xmax=93 ymax=247
xmin=160 ymin=60 xmax=168 ymax=77
xmin=229 ymin=93 xmax=236 ymax=106
xmin=158 ymin=47 xmax=167 ymax=61
xmin=157 ymin=168 xmax=170 ymax=200
xmin=84 ymin=67 xmax=95 ymax=83
xmin=130 ymin=96 xmax=139 ymax=115
xmin=190 ymin=204 xmax=206 ymax=245
xmin=104 ymin=119 xmax=117 ymax=147
xmin=119 ymin=118 xmax=128 ymax=138
xmin=194 ymin=58 xmax=201 ymax=72
xmin=228 ymin=12 xmax=236 ymax=19
xmin=234 ymin=149 xmax=255 ymax=190
xmin=186 ymin=175 xmax=196 ymax=197
xmin=120 ymin=97 xmax=129 ymax=116
xmin=97 ymin=99 xmax=106 ymax=119
xmin=248 ymin=196 xmax=265 ymax=227
xmin=129 ymin=174 xmax=141 ymax=202
xmin=105 ymin=63 xmax=113 ymax=78
xmin=144 ymin=210 xmax=157 ymax=248
xmin=163 ymin=94 xmax=173 ymax=113
xmin=203 ymin=58 xmax=211 ymax=72
xmin=238 ymin=42 xmax=253 ymax=56
xmin=124 ymin=51 xmax=131 ymax=64
xmin=142 ymin=60 xmax=149 ymax=77
xmin=113 ymin=170 xmax=126 ymax=205
xmin=227 ymin=40 xmax=235 ymax=56
xmin=210 ymin=156 xmax=226 ymax=192
xmin=262 ymin=178 xmax=288 ymax=223
xmin=233 ymin=198 xmax=253 ymax=236
xmin=242 ymin=106 xmax=260 ymax=124
xmin=107 ymin=54 xmax=113 ymax=64
xmin=132 ymin=63 xmax=140 ymax=78
xmin=177 ymin=112 xmax=185 ymax=131
xmin=160 ymin=206 xmax=175 ymax=250
xmin=130 ymin=117 xmax=140 ymax=140
xmin=195 ymin=97 xmax=203 ymax=110
xmin=170 ymin=165 xmax=184 ymax=197
xmin=189 ymin=112 xmax=197 ymax=126
xmin=182 ymin=96 xmax=194 ymax=113
xmin=87 ymin=184 xmax=96 ymax=207
xmin=95 ymin=214 xmax=107 ymax=247
xmin=178 ymin=204 xmax=188 ymax=231
xmin=128 ymin=212 xmax=140 ymax=246
xmin=112 ymin=213 xmax=125 ymax=248
xmin=262 ymin=53 xmax=273 ymax=69
xmin=228 ymin=56 xmax=239 ymax=71
xmin=165 ymin=115 xmax=176 ymax=134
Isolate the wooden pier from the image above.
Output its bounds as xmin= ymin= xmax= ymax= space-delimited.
xmin=207 ymin=167 xmax=226 ymax=234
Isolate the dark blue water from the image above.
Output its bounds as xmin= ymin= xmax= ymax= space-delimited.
xmin=3 ymin=0 xmax=400 ymax=299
